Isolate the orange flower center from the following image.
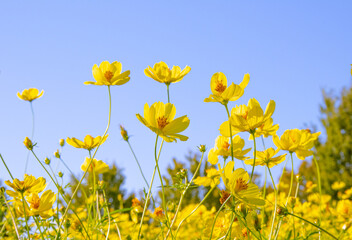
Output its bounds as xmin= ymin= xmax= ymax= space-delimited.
xmin=104 ymin=71 xmax=114 ymax=82
xmin=222 ymin=141 xmax=230 ymax=150
xmin=157 ymin=116 xmax=169 ymax=129
xmin=215 ymin=81 xmax=226 ymax=93
xmin=241 ymin=111 xmax=248 ymax=120
xmin=154 ymin=207 xmax=164 ymax=217
xmin=234 ymin=178 xmax=248 ymax=192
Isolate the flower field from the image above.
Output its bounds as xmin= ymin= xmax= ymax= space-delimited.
xmin=0 ymin=61 xmax=351 ymax=240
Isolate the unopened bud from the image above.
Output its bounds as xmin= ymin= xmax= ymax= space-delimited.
xmin=276 ymin=206 xmax=288 ymax=216
xmin=59 ymin=139 xmax=65 ymax=147
xmin=198 ymin=144 xmax=206 ymax=153
xmin=58 ymin=171 xmax=63 ymax=178
xmin=236 ymin=203 xmax=247 ymax=216
xmin=23 ymin=137 xmax=33 ymax=150
xmin=44 ymin=157 xmax=51 ymax=165
xmin=296 ymin=175 xmax=303 ymax=182
xmin=120 ymin=125 xmax=129 ymax=141
xmin=54 ymin=149 xmax=60 ymax=158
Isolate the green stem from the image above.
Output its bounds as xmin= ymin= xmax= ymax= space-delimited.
xmin=102 ymin=190 xmax=111 ymax=240
xmin=165 ymin=151 xmax=205 ymax=239
xmin=138 ymin=138 xmax=164 ymax=239
xmin=224 ymin=212 xmax=236 ymax=239
xmin=267 ymin=166 xmax=278 ymax=240
xmin=127 ymin=140 xmax=149 ymax=188
xmin=284 ymin=152 xmax=294 ymax=206
xmin=313 ymin=154 xmax=322 ymax=239
xmin=33 ymin=216 xmax=45 ymax=240
xmin=56 ymin=86 xmax=112 ymax=240
xmin=1 ymin=193 xmax=20 ymax=239
xmin=250 ymin=132 xmax=257 ymax=181
xmin=175 ymin=187 xmax=215 ymax=238
xmin=233 ymin=211 xmax=262 ymax=240
xmin=25 ymin=102 xmax=35 ymax=174
xmin=224 ymin=104 xmax=234 ymax=162
xmin=276 ymin=158 xmax=288 ymax=193
xmin=287 ymin=212 xmax=338 ymax=240
xmin=166 ymin=83 xmax=170 ymax=103
xmin=21 ymin=193 xmax=31 ymax=239
xmin=0 ymin=154 xmax=14 ymax=180
xmin=32 ymin=150 xmax=90 ymax=240
xmin=209 ymin=194 xmax=232 ymax=240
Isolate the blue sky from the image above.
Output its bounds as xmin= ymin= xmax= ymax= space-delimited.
xmin=0 ymin=1 xmax=351 ymax=195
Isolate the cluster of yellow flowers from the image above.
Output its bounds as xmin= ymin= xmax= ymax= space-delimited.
xmin=1 ymin=60 xmax=349 ymax=240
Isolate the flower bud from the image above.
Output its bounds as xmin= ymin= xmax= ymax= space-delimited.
xmin=58 ymin=171 xmax=64 ymax=178
xmin=236 ymin=203 xmax=247 ymax=216
xmin=276 ymin=206 xmax=288 ymax=216
xmin=23 ymin=137 xmax=33 ymax=150
xmin=59 ymin=139 xmax=65 ymax=147
xmin=120 ymin=125 xmax=129 ymax=141
xmin=54 ymin=149 xmax=60 ymax=158
xmin=198 ymin=144 xmax=206 ymax=153
xmin=44 ymin=157 xmax=51 ymax=165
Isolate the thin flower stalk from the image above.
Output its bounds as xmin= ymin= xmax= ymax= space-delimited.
xmin=138 ymin=139 xmax=165 ymax=239
xmin=225 ymin=104 xmax=234 ymax=162
xmin=165 ymin=151 xmax=205 ymax=238
xmin=1 ymin=192 xmax=20 ymax=239
xmin=175 ymin=186 xmax=216 ymax=238
xmin=250 ymin=131 xmax=257 ymax=181
xmin=57 ymin=86 xmax=112 ymax=239
xmin=127 ymin=140 xmax=149 ymax=188
xmin=209 ymin=194 xmax=232 ymax=240
xmin=267 ymin=165 xmax=278 ymax=240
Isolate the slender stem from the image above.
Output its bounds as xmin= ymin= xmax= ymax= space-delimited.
xmin=59 ymin=157 xmax=75 ymax=177
xmin=0 ymin=154 xmax=14 ymax=180
xmin=267 ymin=166 xmax=278 ymax=240
xmin=1 ymin=193 xmax=20 ymax=239
xmin=233 ymin=211 xmax=262 ymax=240
xmin=56 ymin=86 xmax=112 ymax=240
xmin=313 ymin=154 xmax=322 ymax=239
xmin=33 ymin=215 xmax=45 ymax=240
xmin=224 ymin=212 xmax=237 ymax=239
xmin=165 ymin=151 xmax=205 ymax=238
xmin=209 ymin=194 xmax=232 ymax=239
xmin=284 ymin=152 xmax=294 ymax=206
xmin=166 ymin=84 xmax=170 ymax=103
xmin=127 ymin=140 xmax=149 ymax=188
xmin=138 ymin=138 xmax=164 ymax=239
xmin=175 ymin=187 xmax=215 ymax=238
xmin=276 ymin=158 xmax=288 ymax=193
xmin=25 ymin=102 xmax=35 ymax=174
xmin=32 ymin=150 xmax=90 ymax=240
xmin=102 ymin=190 xmax=111 ymax=240
xmin=287 ymin=212 xmax=338 ymax=240
xmin=224 ymin=104 xmax=234 ymax=162
xmin=261 ymin=166 xmax=267 ymax=229
xmin=250 ymin=132 xmax=257 ymax=181
xmin=21 ymin=193 xmax=31 ymax=239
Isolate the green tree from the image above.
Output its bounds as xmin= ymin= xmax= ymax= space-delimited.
xmin=298 ymin=84 xmax=352 ymax=198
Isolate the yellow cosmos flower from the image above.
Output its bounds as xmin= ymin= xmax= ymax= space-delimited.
xmin=220 ymin=98 xmax=276 ymax=136
xmin=204 ymin=72 xmax=249 ymax=105
xmin=244 ymin=147 xmax=286 ymax=168
xmin=15 ymin=190 xmax=56 ymax=218
xmin=84 ymin=61 xmax=130 ymax=86
xmin=193 ymin=168 xmax=220 ymax=188
xmin=5 ymin=174 xmax=46 ymax=198
xmin=208 ymin=135 xmax=251 ymax=165
xmin=81 ymin=157 xmax=109 ymax=174
xmin=220 ymin=161 xmax=265 ymax=206
xmin=273 ymin=129 xmax=321 ymax=160
xmin=144 ymin=61 xmax=191 ymax=85
xmin=66 ymin=134 xmax=108 ymax=151
xmin=17 ymin=88 xmax=44 ymax=102
xmin=332 ymin=181 xmax=346 ymax=191
xmin=136 ymin=102 xmax=190 ymax=142
xmin=249 ymin=118 xmax=279 ymax=140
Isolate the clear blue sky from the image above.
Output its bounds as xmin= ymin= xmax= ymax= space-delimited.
xmin=0 ymin=1 xmax=351 ymax=194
